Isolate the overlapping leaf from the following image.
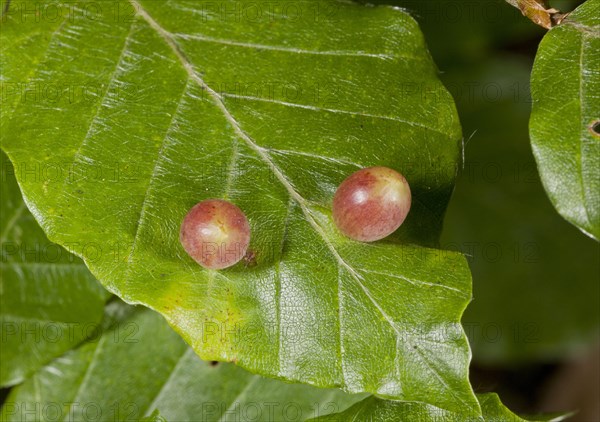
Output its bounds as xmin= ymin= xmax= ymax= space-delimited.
xmin=0 ymin=0 xmax=476 ymax=411
xmin=0 ymin=151 xmax=108 ymax=386
xmin=1 ymin=301 xmax=365 ymax=422
xmin=307 ymin=393 xmax=571 ymax=422
xmin=530 ymin=0 xmax=600 ymax=240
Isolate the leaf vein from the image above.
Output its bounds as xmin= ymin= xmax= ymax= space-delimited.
xmin=130 ymin=1 xmax=464 ymax=403
xmin=221 ymin=93 xmax=448 ymax=136
xmin=360 ymin=269 xmax=468 ymax=297
xmin=1 ymin=15 xmax=69 ymax=127
xmin=143 ymin=348 xmax=193 ymax=417
xmin=125 ymin=78 xmax=191 ymax=280
xmin=173 ymin=32 xmax=396 ymax=60
xmin=216 ymin=377 xmax=261 ymax=422
xmin=65 ymin=334 xmax=108 ymax=418
xmin=0 ymin=202 xmax=25 ymax=244
xmin=66 ymin=19 xmax=137 ymax=178
xmin=410 ymin=344 xmax=472 ymax=409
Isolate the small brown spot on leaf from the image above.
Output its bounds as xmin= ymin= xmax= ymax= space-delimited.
xmin=243 ymin=249 xmax=257 ymax=268
xmin=209 ymin=361 xmax=219 ymax=367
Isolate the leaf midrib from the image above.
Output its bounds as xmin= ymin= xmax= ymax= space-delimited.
xmin=126 ymin=0 xmax=478 ymax=409
xmin=128 ymin=0 xmax=396 ymax=327
xmin=130 ymin=0 xmax=390 ymax=383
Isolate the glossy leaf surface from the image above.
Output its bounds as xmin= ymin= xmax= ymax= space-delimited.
xmin=1 ymin=301 xmax=365 ymax=422
xmin=308 ymin=393 xmax=571 ymax=422
xmin=530 ymin=0 xmax=600 ymax=240
xmin=0 ymin=151 xmax=108 ymax=387
xmin=0 ymin=0 xmax=475 ymax=410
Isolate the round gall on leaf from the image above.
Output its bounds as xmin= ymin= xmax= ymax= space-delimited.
xmin=333 ymin=167 xmax=412 ymax=242
xmin=180 ymin=199 xmax=251 ymax=270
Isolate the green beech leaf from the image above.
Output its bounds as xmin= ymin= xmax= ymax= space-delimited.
xmin=0 ymin=301 xmax=365 ymax=422
xmin=0 ymin=0 xmax=476 ymax=411
xmin=0 ymin=151 xmax=108 ymax=387
xmin=307 ymin=393 xmax=572 ymax=422
xmin=530 ymin=0 xmax=600 ymax=240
